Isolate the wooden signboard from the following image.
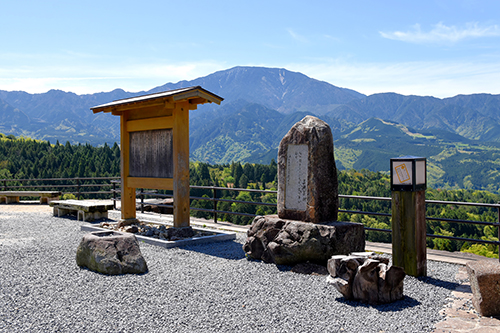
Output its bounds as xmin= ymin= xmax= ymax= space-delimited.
xmin=129 ymin=129 xmax=173 ymax=179
xmin=91 ymin=86 xmax=223 ymax=227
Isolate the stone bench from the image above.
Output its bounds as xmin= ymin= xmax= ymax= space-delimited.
xmin=0 ymin=191 xmax=62 ymax=204
xmin=466 ymin=261 xmax=500 ymax=317
xmin=50 ymin=200 xmax=114 ymax=222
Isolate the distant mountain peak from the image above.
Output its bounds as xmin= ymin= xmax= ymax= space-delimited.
xmin=150 ymin=66 xmax=365 ymax=114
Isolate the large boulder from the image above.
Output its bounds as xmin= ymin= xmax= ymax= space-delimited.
xmin=466 ymin=261 xmax=500 ymax=317
xmin=243 ymin=215 xmax=365 ymax=265
xmin=76 ymin=231 xmax=148 ymax=275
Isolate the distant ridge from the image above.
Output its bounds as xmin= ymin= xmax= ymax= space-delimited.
xmin=0 ymin=66 xmax=365 ymax=145
xmin=1 ymin=66 xmax=500 ymax=191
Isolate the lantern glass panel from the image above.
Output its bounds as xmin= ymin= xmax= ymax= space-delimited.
xmin=392 ymin=161 xmax=413 ymax=185
xmin=416 ymin=160 xmax=426 ymax=185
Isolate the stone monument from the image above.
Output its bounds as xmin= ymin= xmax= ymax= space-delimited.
xmin=243 ymin=116 xmax=365 ymax=265
xmin=278 ymin=115 xmax=338 ymax=222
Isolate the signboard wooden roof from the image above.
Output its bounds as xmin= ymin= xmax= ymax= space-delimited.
xmin=90 ymin=86 xmax=223 ymax=115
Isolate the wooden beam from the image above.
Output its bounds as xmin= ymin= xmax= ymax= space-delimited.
xmin=94 ymin=98 xmax=175 ymax=114
xmin=126 ymin=116 xmax=174 ymax=132
xmin=127 ymin=106 xmax=173 ymax=121
xmin=173 ymin=89 xmax=223 ymax=105
xmin=120 ymin=111 xmax=137 ymax=220
xmin=189 ymin=97 xmax=207 ymax=105
xmin=172 ymin=102 xmax=191 ymax=227
xmin=127 ymin=177 xmax=173 ymax=190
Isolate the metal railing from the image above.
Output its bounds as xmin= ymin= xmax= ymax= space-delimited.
xmin=2 ymin=177 xmax=499 ymax=259
xmin=0 ymin=177 xmax=120 ymax=200
xmin=425 ymin=199 xmax=500 ymax=249
xmin=138 ymin=186 xmax=500 ymax=258
xmin=338 ymin=195 xmax=500 ymax=260
xmin=134 ymin=186 xmax=277 ymax=219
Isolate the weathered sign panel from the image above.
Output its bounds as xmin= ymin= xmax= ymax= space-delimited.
xmin=129 ymin=129 xmax=173 ymax=178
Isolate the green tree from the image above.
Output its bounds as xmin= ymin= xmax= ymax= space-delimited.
xmin=238 ymin=174 xmax=249 ymax=189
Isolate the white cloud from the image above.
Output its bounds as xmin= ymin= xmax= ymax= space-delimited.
xmin=287 ymin=28 xmax=308 ymax=43
xmin=380 ymin=22 xmax=500 ymax=44
xmin=286 ymin=59 xmax=500 ymax=98
xmin=0 ymin=58 xmax=226 ymax=94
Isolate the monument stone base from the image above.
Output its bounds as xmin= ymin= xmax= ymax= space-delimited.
xmin=243 ymin=215 xmax=365 ymax=266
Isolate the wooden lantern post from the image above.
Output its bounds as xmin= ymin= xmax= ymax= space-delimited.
xmin=91 ymin=86 xmax=223 ymax=227
xmin=390 ymin=156 xmax=427 ymax=277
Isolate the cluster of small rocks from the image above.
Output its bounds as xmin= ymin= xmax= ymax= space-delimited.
xmin=99 ymin=222 xmax=215 ymax=241
xmin=326 ymin=252 xmax=406 ymax=305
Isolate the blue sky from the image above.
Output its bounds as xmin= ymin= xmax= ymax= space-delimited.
xmin=1 ymin=0 xmax=499 ymax=98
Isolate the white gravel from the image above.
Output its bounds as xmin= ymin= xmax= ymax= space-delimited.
xmin=0 ymin=211 xmax=459 ymax=332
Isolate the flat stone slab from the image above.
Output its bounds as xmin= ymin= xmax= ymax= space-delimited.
xmin=50 ymin=200 xmax=114 ymax=212
xmin=81 ymin=224 xmax=236 ymax=249
xmin=466 ymin=260 xmax=500 ymax=317
xmin=50 ymin=200 xmax=114 ymax=222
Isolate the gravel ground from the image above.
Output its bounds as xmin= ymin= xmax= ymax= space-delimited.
xmin=0 ymin=210 xmax=460 ymax=333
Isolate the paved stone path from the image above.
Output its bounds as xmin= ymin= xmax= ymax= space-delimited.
xmin=433 ymin=267 xmax=500 ymax=333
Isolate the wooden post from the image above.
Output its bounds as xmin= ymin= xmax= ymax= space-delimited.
xmin=213 ymin=187 xmax=218 ymax=224
xmin=172 ymin=102 xmax=190 ymax=228
xmin=112 ymin=181 xmax=117 ymax=210
xmin=392 ymin=189 xmax=427 ymax=277
xmin=140 ymin=188 xmax=144 ymax=214
xmin=497 ymin=202 xmax=500 ymax=263
xmin=120 ymin=111 xmax=137 ymax=222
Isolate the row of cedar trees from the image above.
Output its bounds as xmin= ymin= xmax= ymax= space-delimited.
xmin=0 ymin=134 xmax=498 ymax=258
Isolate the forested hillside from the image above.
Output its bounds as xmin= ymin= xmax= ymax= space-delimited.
xmin=0 ymin=134 xmax=120 ymax=180
xmin=0 ymin=134 xmax=498 ymax=258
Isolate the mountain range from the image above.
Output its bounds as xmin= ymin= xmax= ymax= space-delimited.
xmin=1 ymin=66 xmax=500 ymax=192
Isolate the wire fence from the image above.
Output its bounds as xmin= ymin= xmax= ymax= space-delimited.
xmin=1 ymin=177 xmax=499 ymax=259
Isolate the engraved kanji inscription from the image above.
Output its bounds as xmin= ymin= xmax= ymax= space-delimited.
xmin=285 ymin=144 xmax=308 ymax=211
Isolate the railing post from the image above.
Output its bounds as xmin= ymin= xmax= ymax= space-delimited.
xmin=112 ymin=181 xmax=117 ymax=210
xmin=77 ymin=178 xmax=81 ymax=200
xmin=3 ymin=179 xmax=6 ymax=191
xmin=140 ymin=188 xmax=144 ymax=214
xmin=213 ymin=187 xmax=218 ymax=224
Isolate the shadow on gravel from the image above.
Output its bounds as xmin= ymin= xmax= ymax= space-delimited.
xmin=77 ymin=266 xmax=150 ymax=276
xmin=418 ymin=276 xmax=460 ymax=290
xmin=335 ymin=295 xmax=421 ymax=311
xmin=276 ymin=264 xmax=294 ymax=272
xmin=180 ymin=240 xmax=247 ymax=260
xmin=56 ymin=215 xmax=113 ymax=224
